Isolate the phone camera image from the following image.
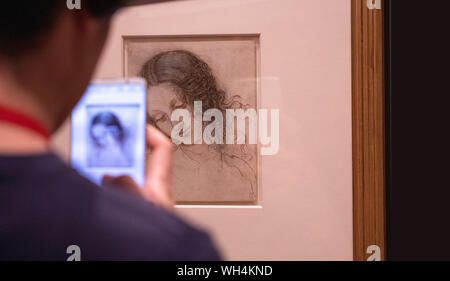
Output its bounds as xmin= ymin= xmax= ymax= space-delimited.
xmin=71 ymin=80 xmax=147 ymax=186
xmin=87 ymin=106 xmax=139 ymax=168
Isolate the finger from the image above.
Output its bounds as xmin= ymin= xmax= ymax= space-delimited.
xmin=101 ymin=174 xmax=142 ymax=196
xmin=101 ymin=174 xmax=115 ymax=187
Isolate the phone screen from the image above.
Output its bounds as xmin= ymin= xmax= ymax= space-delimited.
xmin=71 ymin=79 xmax=147 ymax=186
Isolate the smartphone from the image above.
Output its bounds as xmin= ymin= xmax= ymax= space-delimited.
xmin=71 ymin=78 xmax=147 ymax=186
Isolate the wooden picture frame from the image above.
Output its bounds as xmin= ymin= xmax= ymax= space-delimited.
xmin=351 ymin=0 xmax=386 ymax=261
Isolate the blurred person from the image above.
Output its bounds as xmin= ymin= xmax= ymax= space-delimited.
xmin=0 ymin=0 xmax=220 ymax=261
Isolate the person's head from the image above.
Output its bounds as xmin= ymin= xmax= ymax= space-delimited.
xmin=140 ymin=50 xmax=232 ymax=137
xmin=0 ymin=1 xmax=124 ymax=132
xmin=90 ymin=111 xmax=125 ymax=149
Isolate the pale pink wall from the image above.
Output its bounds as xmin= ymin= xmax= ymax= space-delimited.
xmin=53 ymin=0 xmax=353 ymax=260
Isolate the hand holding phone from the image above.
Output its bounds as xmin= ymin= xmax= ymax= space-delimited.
xmin=71 ymin=79 xmax=174 ymax=210
xmin=71 ymin=79 xmax=147 ymax=186
xmin=102 ymin=125 xmax=174 ymax=211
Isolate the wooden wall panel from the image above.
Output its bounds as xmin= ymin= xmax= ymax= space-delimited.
xmin=351 ymin=0 xmax=386 ymax=261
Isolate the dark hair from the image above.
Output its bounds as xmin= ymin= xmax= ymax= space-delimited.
xmin=140 ymin=50 xmax=246 ymax=113
xmin=0 ymin=0 xmax=124 ymax=57
xmin=140 ymin=50 xmax=247 ymax=136
xmin=90 ymin=111 xmax=125 ymax=146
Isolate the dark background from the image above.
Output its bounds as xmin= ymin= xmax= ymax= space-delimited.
xmin=385 ymin=0 xmax=450 ymax=261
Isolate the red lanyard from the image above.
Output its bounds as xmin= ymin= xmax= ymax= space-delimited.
xmin=0 ymin=104 xmax=50 ymax=140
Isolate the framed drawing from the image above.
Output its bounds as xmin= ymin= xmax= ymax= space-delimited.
xmin=123 ymin=35 xmax=260 ymax=204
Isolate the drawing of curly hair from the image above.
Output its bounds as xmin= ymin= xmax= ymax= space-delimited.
xmin=140 ymin=50 xmax=245 ymax=114
xmin=139 ymin=50 xmax=256 ymax=199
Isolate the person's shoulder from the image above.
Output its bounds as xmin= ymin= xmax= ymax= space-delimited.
xmin=94 ymin=186 xmax=218 ymax=260
xmin=51 ymin=160 xmax=221 ymax=261
xmin=86 ymin=183 xmax=221 ymax=260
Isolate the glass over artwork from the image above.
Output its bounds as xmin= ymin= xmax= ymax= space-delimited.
xmin=124 ymin=35 xmax=260 ymax=204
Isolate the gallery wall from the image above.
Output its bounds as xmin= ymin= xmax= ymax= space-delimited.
xmin=53 ymin=0 xmax=353 ymax=260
